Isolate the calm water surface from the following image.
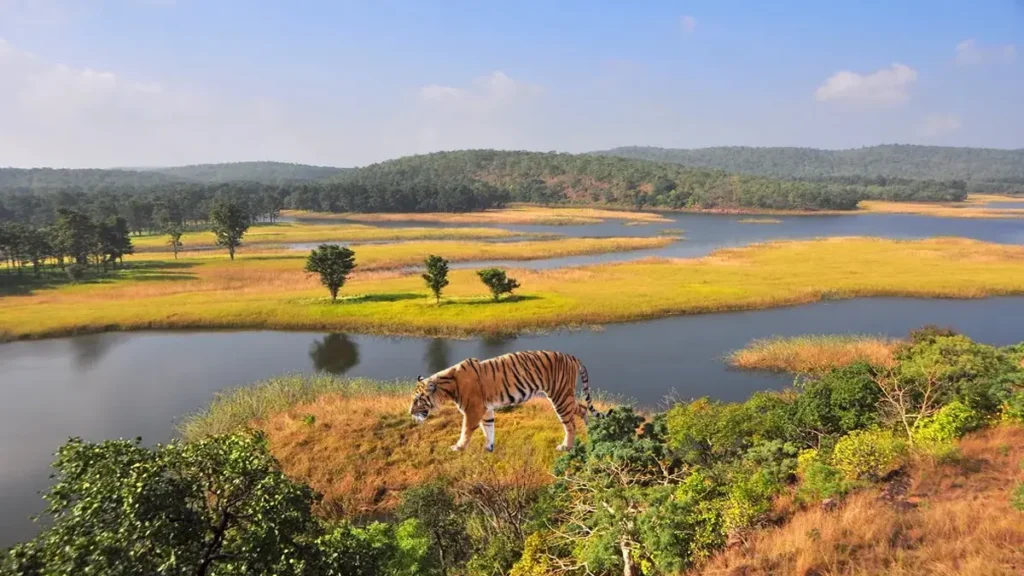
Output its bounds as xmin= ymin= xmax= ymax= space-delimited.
xmin=290 ymin=213 xmax=1024 ymax=269
xmin=3 ymin=297 xmax=1024 ymax=546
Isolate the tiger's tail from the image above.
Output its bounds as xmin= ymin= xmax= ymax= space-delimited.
xmin=574 ymin=357 xmax=603 ymax=422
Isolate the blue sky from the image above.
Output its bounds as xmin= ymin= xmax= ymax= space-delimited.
xmin=1 ymin=0 xmax=1022 ymax=167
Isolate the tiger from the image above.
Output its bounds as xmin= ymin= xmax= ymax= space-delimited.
xmin=409 ymin=350 xmax=601 ymax=452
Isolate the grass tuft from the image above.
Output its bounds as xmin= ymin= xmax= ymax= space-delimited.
xmin=728 ymin=334 xmax=900 ymax=373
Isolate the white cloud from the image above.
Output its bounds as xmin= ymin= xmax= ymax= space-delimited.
xmin=681 ymin=15 xmax=696 ymax=34
xmin=918 ymin=113 xmax=962 ymax=138
xmin=408 ymin=71 xmax=545 ymax=152
xmin=954 ymin=39 xmax=1017 ymax=65
xmin=814 ymin=63 xmax=917 ymax=106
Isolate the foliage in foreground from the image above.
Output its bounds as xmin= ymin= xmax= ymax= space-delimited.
xmin=0 ymin=432 xmax=430 ymax=576
xmin=6 ymin=331 xmax=1024 ymax=576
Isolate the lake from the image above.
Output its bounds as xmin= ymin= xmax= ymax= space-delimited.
xmin=289 ymin=212 xmax=1024 ymax=270
xmin=2 ymin=296 xmax=1024 ymax=547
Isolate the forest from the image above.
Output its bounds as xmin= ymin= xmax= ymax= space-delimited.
xmin=0 ymin=150 xmax=974 ymax=225
xmin=594 ymin=144 xmax=1024 ymax=192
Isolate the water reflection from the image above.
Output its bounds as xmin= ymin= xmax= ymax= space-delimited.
xmin=69 ymin=333 xmax=127 ymax=369
xmin=308 ymin=333 xmax=360 ymax=375
xmin=480 ymin=333 xmax=517 ymax=357
xmin=423 ymin=338 xmax=451 ymax=374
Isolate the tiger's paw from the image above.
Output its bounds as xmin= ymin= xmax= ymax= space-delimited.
xmin=485 ymin=444 xmax=494 ymax=453
xmin=556 ymin=444 xmax=569 ymax=452
xmin=450 ymin=444 xmax=464 ymax=452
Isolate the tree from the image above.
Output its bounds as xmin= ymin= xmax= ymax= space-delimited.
xmin=54 ymin=209 xmax=95 ymax=267
xmin=209 ymin=200 xmax=250 ymax=260
xmin=166 ymin=223 xmax=184 ymax=259
xmin=305 ymin=244 xmax=356 ymax=302
xmin=422 ymin=255 xmax=450 ymax=304
xmin=477 ymin=268 xmax=520 ymax=302
xmin=102 ymin=216 xmax=134 ymax=267
xmin=1 ymin=432 xmax=320 ymax=576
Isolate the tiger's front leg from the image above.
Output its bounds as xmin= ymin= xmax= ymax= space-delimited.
xmin=452 ymin=405 xmax=484 ymax=451
xmin=478 ymin=408 xmax=496 ymax=452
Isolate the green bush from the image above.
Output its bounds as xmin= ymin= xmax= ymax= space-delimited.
xmin=1013 ymin=482 xmax=1024 ymax=513
xmin=797 ymin=461 xmax=851 ymax=502
xmin=722 ymin=470 xmax=781 ymax=532
xmin=1003 ymin=391 xmax=1024 ymax=423
xmin=509 ymin=533 xmax=554 ymax=576
xmin=66 ymin=263 xmax=87 ymax=281
xmin=743 ymin=440 xmax=800 ymax=484
xmin=793 ymin=362 xmax=881 ymax=443
xmin=913 ymin=401 xmax=981 ymax=444
xmin=831 ymin=428 xmax=907 ymax=481
xmin=665 ymin=398 xmax=750 ymax=466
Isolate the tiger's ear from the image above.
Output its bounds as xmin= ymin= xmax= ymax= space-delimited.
xmin=417 ymin=375 xmax=423 ymax=382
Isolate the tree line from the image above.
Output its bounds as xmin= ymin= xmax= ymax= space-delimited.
xmin=2 ymin=149 xmax=980 ymax=225
xmin=4 ymin=328 xmax=1022 ymax=575
xmin=594 ymin=144 xmax=1024 ymax=194
xmin=0 ymin=211 xmax=133 ymax=278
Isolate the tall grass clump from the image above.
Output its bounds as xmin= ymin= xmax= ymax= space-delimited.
xmin=178 ymin=374 xmax=409 ymax=441
xmin=728 ymin=334 xmax=899 ymax=374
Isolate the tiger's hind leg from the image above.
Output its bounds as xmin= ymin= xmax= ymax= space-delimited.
xmin=550 ymin=400 xmax=578 ymax=451
xmin=478 ymin=408 xmax=496 ymax=452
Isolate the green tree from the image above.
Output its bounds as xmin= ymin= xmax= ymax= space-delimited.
xmin=209 ymin=200 xmax=250 ymax=260
xmin=305 ymin=244 xmax=356 ymax=302
xmin=477 ymin=268 xmax=520 ymax=302
xmin=102 ymin=216 xmax=134 ymax=267
xmin=422 ymin=254 xmax=450 ymax=304
xmin=54 ymin=209 xmax=95 ymax=267
xmin=166 ymin=223 xmax=184 ymax=259
xmin=1 ymin=432 xmax=320 ymax=576
xmin=397 ymin=481 xmax=470 ymax=575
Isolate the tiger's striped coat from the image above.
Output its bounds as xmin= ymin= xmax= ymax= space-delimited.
xmin=409 ymin=350 xmax=600 ymax=452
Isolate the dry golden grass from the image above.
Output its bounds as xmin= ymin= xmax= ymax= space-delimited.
xmin=859 ymin=197 xmax=1024 ymax=219
xmin=728 ymin=335 xmax=900 ymax=374
xmin=259 ymin=392 xmax=611 ymax=517
xmin=283 ymin=205 xmax=672 ymax=225
xmin=694 ymin=425 xmax=1024 ymax=576
xmin=132 ymin=222 xmax=532 ymax=251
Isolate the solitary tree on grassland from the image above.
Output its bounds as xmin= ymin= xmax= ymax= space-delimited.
xmin=422 ymin=255 xmax=450 ymax=304
xmin=305 ymin=244 xmax=356 ymax=302
xmin=477 ymin=268 xmax=520 ymax=302
xmin=209 ymin=200 xmax=250 ymax=260
xmin=165 ymin=224 xmax=184 ymax=259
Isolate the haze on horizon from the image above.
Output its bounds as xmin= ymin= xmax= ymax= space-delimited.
xmin=1 ymin=0 xmax=1023 ymax=169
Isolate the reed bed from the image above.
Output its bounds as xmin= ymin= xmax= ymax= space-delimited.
xmin=727 ymin=334 xmax=900 ymax=374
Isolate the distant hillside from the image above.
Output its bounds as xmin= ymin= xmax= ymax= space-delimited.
xmin=0 ymin=168 xmax=186 ymax=191
xmin=592 ymin=145 xmax=1024 ymax=190
xmin=285 ymin=150 xmax=962 ymax=214
xmin=147 ymin=161 xmax=346 ymax=185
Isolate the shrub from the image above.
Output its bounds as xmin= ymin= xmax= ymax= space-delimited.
xmin=722 ymin=470 xmax=781 ymax=532
xmin=912 ymin=401 xmax=981 ymax=444
xmin=666 ymin=398 xmax=750 ymax=466
xmin=66 ymin=263 xmax=86 ymax=281
xmin=509 ymin=533 xmax=554 ymax=576
xmin=1013 ymin=482 xmax=1024 ymax=513
xmin=1003 ymin=391 xmax=1024 ymax=423
xmin=794 ymin=362 xmax=881 ymax=442
xmin=908 ymin=324 xmax=959 ymax=345
xmin=743 ymin=440 xmax=800 ymax=484
xmin=796 ymin=448 xmax=820 ymax=479
xmin=831 ymin=428 xmax=907 ymax=481
xmin=797 ymin=461 xmax=851 ymax=502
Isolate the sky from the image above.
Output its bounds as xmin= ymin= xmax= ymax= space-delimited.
xmin=1 ymin=0 xmax=1022 ymax=168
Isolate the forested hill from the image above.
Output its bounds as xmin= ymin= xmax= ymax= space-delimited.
xmin=288 ymin=149 xmax=962 ymax=213
xmin=0 ymin=168 xmax=186 ymax=191
xmin=592 ymin=145 xmax=1024 ymax=190
xmin=145 ymin=161 xmax=347 ymax=184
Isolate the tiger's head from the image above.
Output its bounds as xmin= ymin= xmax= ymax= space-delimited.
xmin=409 ymin=367 xmax=457 ymax=423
